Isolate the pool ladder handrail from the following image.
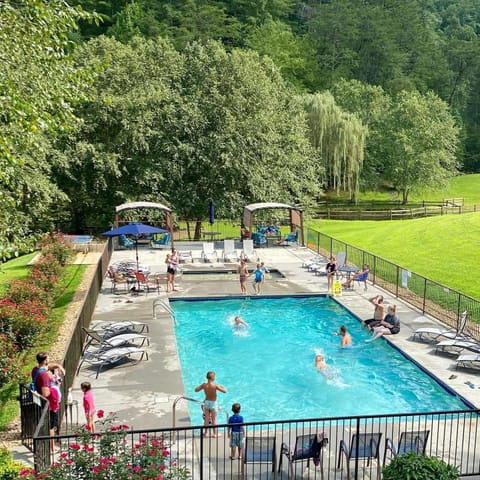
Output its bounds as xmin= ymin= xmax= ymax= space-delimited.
xmin=172 ymin=395 xmax=229 ymax=444
xmin=153 ymin=298 xmax=177 ymax=324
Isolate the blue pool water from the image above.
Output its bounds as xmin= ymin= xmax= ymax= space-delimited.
xmin=172 ymin=296 xmax=468 ymax=425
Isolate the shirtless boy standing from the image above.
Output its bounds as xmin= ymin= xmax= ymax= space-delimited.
xmin=195 ymin=371 xmax=227 ymax=437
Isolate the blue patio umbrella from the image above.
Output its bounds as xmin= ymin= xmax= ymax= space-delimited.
xmin=102 ymin=222 xmax=168 ymax=271
xmin=208 ymin=199 xmax=215 ymax=225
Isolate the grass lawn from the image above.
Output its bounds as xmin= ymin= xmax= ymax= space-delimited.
xmin=308 ymin=212 xmax=480 ymax=300
xmin=0 ymin=252 xmax=37 ymax=296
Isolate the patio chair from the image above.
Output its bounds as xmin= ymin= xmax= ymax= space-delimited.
xmin=107 ymin=268 xmax=129 ymax=293
xmin=242 ymin=239 xmax=258 ymax=262
xmin=134 ymin=271 xmax=160 ymax=294
xmin=223 ymin=239 xmax=239 ymax=263
xmin=336 ymin=251 xmax=360 ymax=280
xmin=456 ymin=353 xmax=480 ymax=370
xmin=383 ymin=430 xmax=430 ymax=466
xmin=202 ymin=242 xmax=218 ymax=263
xmin=251 ymin=232 xmax=267 ymax=248
xmin=302 ymin=255 xmax=327 ymax=270
xmin=279 ymin=432 xmax=328 ymax=479
xmin=284 ymin=231 xmax=298 ymax=245
xmin=435 ymin=338 xmax=480 ymax=356
xmin=99 ymin=321 xmax=149 ymax=337
xmin=242 ymin=436 xmax=277 ymax=479
xmin=119 ymin=234 xmax=134 ymax=249
xmin=81 ymin=327 xmax=150 ymax=354
xmin=151 ymin=233 xmax=171 ymax=249
xmin=78 ymin=346 xmax=148 ymax=379
xmin=178 ymin=250 xmax=193 ymax=263
xmin=412 ymin=311 xmax=469 ymax=343
xmin=337 ymin=432 xmax=382 ymax=480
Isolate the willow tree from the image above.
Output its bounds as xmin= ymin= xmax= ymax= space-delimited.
xmin=303 ymin=92 xmax=367 ymax=201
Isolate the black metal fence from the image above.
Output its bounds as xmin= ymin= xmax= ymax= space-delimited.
xmin=305 ymin=227 xmax=480 ymax=341
xmin=20 ymin=240 xmax=113 ymax=453
xmin=32 ymin=409 xmax=480 ymax=478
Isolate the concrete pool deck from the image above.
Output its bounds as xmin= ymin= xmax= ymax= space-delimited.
xmin=70 ymin=243 xmax=480 ymax=431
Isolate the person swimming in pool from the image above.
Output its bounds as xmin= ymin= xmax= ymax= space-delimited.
xmin=315 ymin=354 xmax=333 ymax=380
xmin=233 ymin=316 xmax=249 ymax=329
xmin=315 ymin=354 xmax=327 ymax=370
xmin=333 ymin=325 xmax=352 ymax=347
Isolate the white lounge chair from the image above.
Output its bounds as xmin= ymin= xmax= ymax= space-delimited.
xmin=412 ymin=312 xmax=469 ymax=343
xmin=302 ymin=255 xmax=328 ymax=270
xmin=178 ymin=250 xmax=193 ymax=263
xmin=242 ymin=239 xmax=258 ymax=262
xmin=202 ymin=242 xmax=218 ymax=262
xmin=456 ymin=353 xmax=480 ymax=370
xmin=436 ymin=339 xmax=480 ymax=356
xmin=99 ymin=321 xmax=149 ymax=337
xmin=82 ymin=328 xmax=150 ymax=354
xmin=222 ymin=239 xmax=239 ymax=263
xmin=78 ymin=346 xmax=148 ymax=378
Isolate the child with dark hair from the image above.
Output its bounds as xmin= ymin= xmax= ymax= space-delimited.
xmin=228 ymin=403 xmax=245 ymax=460
xmin=81 ymin=381 xmax=96 ymax=434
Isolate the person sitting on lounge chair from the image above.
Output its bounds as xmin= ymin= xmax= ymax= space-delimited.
xmin=274 ymin=226 xmax=297 ymax=245
xmin=342 ymin=264 xmax=369 ymax=289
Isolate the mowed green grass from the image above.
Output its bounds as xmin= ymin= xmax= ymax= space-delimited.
xmin=308 ymin=212 xmax=480 ymax=300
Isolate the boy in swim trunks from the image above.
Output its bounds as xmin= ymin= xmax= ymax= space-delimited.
xmin=195 ymin=371 xmax=227 ymax=437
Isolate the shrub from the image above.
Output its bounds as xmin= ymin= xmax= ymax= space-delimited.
xmin=38 ymin=233 xmax=74 ymax=266
xmin=7 ymin=279 xmax=54 ymax=307
xmin=0 ymin=447 xmax=24 ymax=480
xmin=383 ymin=452 xmax=460 ymax=480
xmin=19 ymin=411 xmax=191 ymax=480
xmin=0 ymin=334 xmax=20 ymax=387
xmin=0 ymin=298 xmax=49 ymax=350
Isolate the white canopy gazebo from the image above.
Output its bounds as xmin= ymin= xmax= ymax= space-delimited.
xmin=242 ymin=202 xmax=304 ymax=245
xmin=114 ymin=201 xmax=174 ymax=247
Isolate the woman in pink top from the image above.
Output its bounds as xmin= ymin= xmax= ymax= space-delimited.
xmin=81 ymin=381 xmax=96 ymax=434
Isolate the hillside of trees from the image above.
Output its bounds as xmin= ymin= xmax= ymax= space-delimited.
xmin=0 ymin=0 xmax=478 ymax=255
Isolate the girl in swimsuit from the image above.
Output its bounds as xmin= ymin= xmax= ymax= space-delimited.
xmin=238 ymin=261 xmax=249 ymax=295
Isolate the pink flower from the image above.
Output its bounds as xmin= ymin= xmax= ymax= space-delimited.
xmin=91 ymin=467 xmax=100 ymax=473
xmin=70 ymin=443 xmax=81 ymax=450
xmin=97 ymin=409 xmax=104 ymax=418
xmin=60 ymin=452 xmax=68 ymax=458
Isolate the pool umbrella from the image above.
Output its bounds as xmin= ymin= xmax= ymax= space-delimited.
xmin=102 ymin=222 xmax=168 ymax=271
xmin=208 ymin=199 xmax=215 ymax=225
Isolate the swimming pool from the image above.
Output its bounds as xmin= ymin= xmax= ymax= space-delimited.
xmin=172 ymin=296 xmax=469 ymax=426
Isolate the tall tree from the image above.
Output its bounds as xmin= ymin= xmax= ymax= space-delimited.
xmin=58 ymin=37 xmax=320 ymax=232
xmin=0 ymin=0 xmax=93 ymax=253
xmin=382 ymin=90 xmax=459 ymax=203
xmin=331 ymin=79 xmax=390 ymax=189
xmin=303 ymin=92 xmax=367 ymax=200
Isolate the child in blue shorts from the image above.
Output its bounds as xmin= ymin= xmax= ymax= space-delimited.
xmin=228 ymin=403 xmax=245 ymax=460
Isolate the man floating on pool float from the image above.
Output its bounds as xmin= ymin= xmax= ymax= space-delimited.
xmin=333 ymin=325 xmax=352 ymax=347
xmin=195 ymin=371 xmax=227 ymax=437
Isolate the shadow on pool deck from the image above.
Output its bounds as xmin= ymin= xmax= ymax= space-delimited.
xmin=66 ymin=244 xmax=480 ymax=433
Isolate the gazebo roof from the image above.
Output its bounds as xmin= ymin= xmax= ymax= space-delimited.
xmin=243 ymin=202 xmax=301 ymax=213
xmin=115 ymin=201 xmax=172 ymax=214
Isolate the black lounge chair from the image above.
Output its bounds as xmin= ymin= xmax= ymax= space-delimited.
xmin=384 ymin=430 xmax=430 ymax=466
xmin=279 ymin=432 xmax=328 ymax=479
xmin=337 ymin=432 xmax=382 ymax=480
xmin=242 ymin=436 xmax=277 ymax=479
